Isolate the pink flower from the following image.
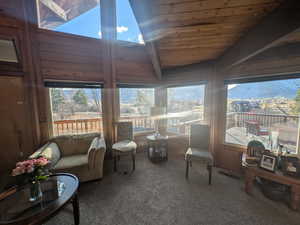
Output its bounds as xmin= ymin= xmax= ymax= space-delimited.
xmin=35 ymin=157 xmax=49 ymax=166
xmin=12 ymin=167 xmax=24 ymax=176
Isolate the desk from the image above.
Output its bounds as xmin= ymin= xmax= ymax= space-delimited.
xmin=244 ymin=166 xmax=300 ymax=210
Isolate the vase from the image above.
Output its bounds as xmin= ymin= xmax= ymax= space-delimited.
xmin=29 ymin=180 xmax=43 ymax=202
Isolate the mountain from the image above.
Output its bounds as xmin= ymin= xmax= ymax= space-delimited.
xmin=228 ymin=79 xmax=300 ymax=99
xmin=59 ymin=78 xmax=300 ymax=103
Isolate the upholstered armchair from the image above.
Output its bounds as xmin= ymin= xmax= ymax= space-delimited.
xmin=30 ymin=133 xmax=106 ymax=182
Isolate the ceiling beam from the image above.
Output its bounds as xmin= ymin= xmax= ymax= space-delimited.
xmin=218 ymin=0 xmax=300 ymax=69
xmin=40 ymin=0 xmax=67 ymax=21
xmin=129 ymin=0 xmax=162 ymax=80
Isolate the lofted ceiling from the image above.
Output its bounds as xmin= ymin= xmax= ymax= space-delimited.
xmin=130 ymin=0 xmax=284 ymax=69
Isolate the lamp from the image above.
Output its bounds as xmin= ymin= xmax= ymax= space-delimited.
xmin=151 ymin=106 xmax=166 ymax=136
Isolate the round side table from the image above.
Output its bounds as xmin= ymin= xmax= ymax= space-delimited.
xmin=147 ymin=134 xmax=168 ymax=163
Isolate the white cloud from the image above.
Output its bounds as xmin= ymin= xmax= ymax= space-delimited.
xmin=117 ymin=26 xmax=128 ymax=33
xmin=98 ymin=31 xmax=102 ymax=38
xmin=228 ymin=84 xmax=238 ymax=89
xmin=138 ymin=34 xmax=145 ymax=44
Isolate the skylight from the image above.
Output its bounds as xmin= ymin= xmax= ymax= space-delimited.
xmin=37 ymin=0 xmax=101 ymax=39
xmin=54 ymin=6 xmax=101 ymax=39
xmin=37 ymin=0 xmax=144 ymax=43
xmin=116 ymin=0 xmax=144 ymax=44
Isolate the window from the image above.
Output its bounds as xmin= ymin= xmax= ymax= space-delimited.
xmin=119 ymin=87 xmax=155 ymax=132
xmin=116 ymin=0 xmax=144 ymax=44
xmin=167 ymin=85 xmax=205 ymax=135
xmin=37 ymin=0 xmax=101 ymax=39
xmin=49 ymin=86 xmax=102 ymax=136
xmin=225 ymin=77 xmax=300 ymax=154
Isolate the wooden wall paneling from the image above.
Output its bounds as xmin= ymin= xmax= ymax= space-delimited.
xmin=0 ymin=77 xmax=32 ymax=173
xmin=37 ymin=30 xmax=104 ymax=82
xmin=21 ymin=0 xmax=45 ymax=148
xmin=161 ymin=61 xmax=214 ymax=86
xmin=0 ymin=0 xmax=25 ymax=28
xmin=225 ymin=43 xmax=300 ymax=79
xmin=115 ymin=44 xmax=158 ymax=84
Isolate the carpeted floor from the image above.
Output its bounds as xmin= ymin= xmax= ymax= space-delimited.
xmin=46 ymin=153 xmax=300 ymax=225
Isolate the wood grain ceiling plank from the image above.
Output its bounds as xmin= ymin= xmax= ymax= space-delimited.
xmin=155 ymin=0 xmax=282 ymax=15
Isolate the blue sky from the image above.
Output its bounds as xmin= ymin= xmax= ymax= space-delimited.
xmin=54 ymin=0 xmax=143 ymax=44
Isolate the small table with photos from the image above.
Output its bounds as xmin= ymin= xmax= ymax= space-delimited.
xmin=242 ymin=153 xmax=300 ymax=210
xmin=0 ymin=173 xmax=79 ymax=225
xmin=147 ymin=134 xmax=168 ymax=163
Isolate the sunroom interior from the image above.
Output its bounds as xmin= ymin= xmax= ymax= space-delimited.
xmin=1 ymin=0 xmax=300 ymax=225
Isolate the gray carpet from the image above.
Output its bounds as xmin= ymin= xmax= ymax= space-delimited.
xmin=46 ymin=153 xmax=300 ymax=225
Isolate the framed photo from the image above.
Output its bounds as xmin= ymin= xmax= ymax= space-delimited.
xmin=260 ymin=154 xmax=277 ymax=172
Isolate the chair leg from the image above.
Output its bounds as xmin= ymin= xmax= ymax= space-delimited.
xmin=132 ymin=153 xmax=136 ymax=171
xmin=114 ymin=153 xmax=117 ymax=172
xmin=185 ymin=160 xmax=189 ymax=179
xmin=207 ymin=164 xmax=212 ymax=185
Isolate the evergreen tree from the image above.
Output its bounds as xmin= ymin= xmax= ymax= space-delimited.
xmin=51 ymin=88 xmax=65 ymax=112
xmin=72 ymin=90 xmax=88 ymax=106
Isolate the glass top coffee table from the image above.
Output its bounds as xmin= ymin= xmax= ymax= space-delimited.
xmin=0 ymin=173 xmax=79 ymax=225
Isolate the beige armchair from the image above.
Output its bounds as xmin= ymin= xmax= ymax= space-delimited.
xmin=30 ymin=133 xmax=106 ymax=182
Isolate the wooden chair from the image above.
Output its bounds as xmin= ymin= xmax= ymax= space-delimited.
xmin=112 ymin=122 xmax=137 ymax=172
xmin=185 ymin=124 xmax=213 ymax=185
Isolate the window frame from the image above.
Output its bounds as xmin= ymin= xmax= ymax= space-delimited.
xmin=46 ymin=81 xmax=104 ymax=137
xmin=223 ymin=74 xmax=300 ymax=156
xmin=166 ymin=83 xmax=207 ymax=137
xmin=118 ymin=84 xmax=156 ymax=135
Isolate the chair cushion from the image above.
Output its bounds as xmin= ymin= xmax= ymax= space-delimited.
xmin=112 ymin=140 xmax=137 ymax=152
xmin=40 ymin=142 xmax=61 ymax=166
xmin=185 ymin=148 xmax=213 ymax=162
xmin=50 ymin=133 xmax=100 ymax=156
xmin=53 ymin=155 xmax=88 ymax=170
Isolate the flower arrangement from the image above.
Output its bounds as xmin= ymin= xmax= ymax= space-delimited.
xmin=12 ymin=157 xmax=50 ymax=181
xmin=12 ymin=157 xmax=50 ymax=202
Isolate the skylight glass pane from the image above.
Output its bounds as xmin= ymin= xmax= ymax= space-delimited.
xmin=116 ymin=0 xmax=144 ymax=44
xmin=37 ymin=0 xmax=101 ymax=39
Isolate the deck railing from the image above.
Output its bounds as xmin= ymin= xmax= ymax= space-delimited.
xmin=226 ymin=112 xmax=299 ymax=130
xmin=53 ymin=114 xmax=204 ymax=136
xmin=53 ymin=118 xmax=103 ymax=136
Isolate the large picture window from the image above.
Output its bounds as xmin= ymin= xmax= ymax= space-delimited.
xmin=167 ymin=85 xmax=205 ymax=135
xmin=49 ymin=85 xmax=103 ymax=136
xmin=225 ymin=77 xmax=300 ymax=154
xmin=119 ymin=87 xmax=155 ymax=133
xmin=37 ymin=0 xmax=101 ymax=39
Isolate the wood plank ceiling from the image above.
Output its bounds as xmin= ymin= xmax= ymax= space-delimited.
xmin=131 ymin=0 xmax=284 ymax=69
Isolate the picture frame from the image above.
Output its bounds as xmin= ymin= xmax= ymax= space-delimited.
xmin=259 ymin=154 xmax=277 ymax=172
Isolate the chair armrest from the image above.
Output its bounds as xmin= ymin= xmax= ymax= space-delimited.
xmin=88 ymin=137 xmax=106 ymax=169
xmin=29 ymin=142 xmax=50 ymax=159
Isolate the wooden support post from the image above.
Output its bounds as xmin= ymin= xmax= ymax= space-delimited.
xmin=101 ymin=0 xmax=117 ymax=156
